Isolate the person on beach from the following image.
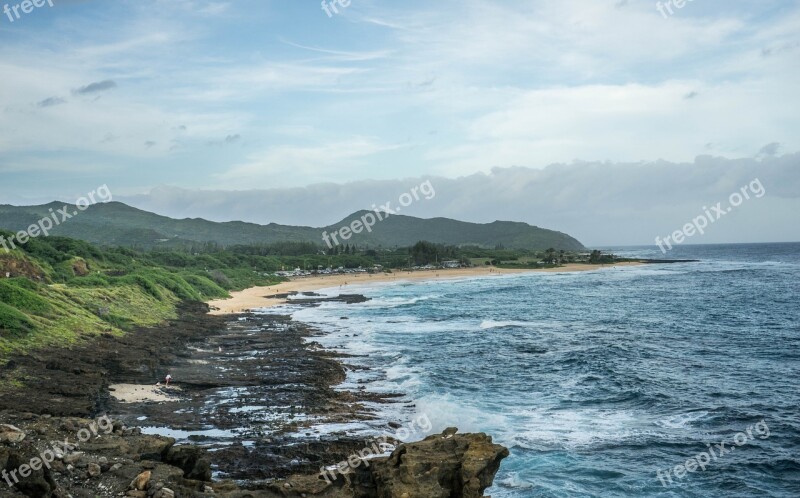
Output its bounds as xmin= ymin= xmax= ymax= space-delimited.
xmin=165 ymin=374 xmax=172 ymax=387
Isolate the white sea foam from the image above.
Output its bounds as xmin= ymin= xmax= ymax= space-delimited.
xmin=655 ymin=411 xmax=709 ymax=429
xmin=412 ymin=394 xmax=510 ymax=436
xmin=506 ymin=408 xmax=662 ymax=451
xmin=354 ymin=294 xmax=442 ymax=308
xmin=479 ymin=320 xmax=534 ymax=329
xmin=497 ymin=472 xmax=535 ymax=489
xmin=283 ymin=276 xmax=662 ymax=453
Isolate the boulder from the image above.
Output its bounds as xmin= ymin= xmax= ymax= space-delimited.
xmin=62 ymin=451 xmax=83 ymax=464
xmin=129 ymin=470 xmax=151 ymax=491
xmin=125 ymin=435 xmax=175 ymax=461
xmin=359 ymin=429 xmax=509 ymax=498
xmin=164 ymin=445 xmax=212 ymax=481
xmin=0 ymin=424 xmax=26 ymax=443
xmin=3 ymin=443 xmax=60 ymax=497
xmin=87 ymin=462 xmax=102 ymax=477
xmin=155 ymin=488 xmax=175 ymax=498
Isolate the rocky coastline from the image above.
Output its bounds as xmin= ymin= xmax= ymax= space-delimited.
xmin=0 ymin=298 xmax=508 ymax=497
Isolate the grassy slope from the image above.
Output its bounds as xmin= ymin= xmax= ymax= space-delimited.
xmin=0 ymin=234 xmax=282 ymax=362
xmin=0 ymin=279 xmax=173 ymax=357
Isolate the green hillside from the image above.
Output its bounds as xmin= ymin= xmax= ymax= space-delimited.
xmin=0 ymin=232 xmax=282 ymax=360
xmin=0 ymin=202 xmax=585 ymax=251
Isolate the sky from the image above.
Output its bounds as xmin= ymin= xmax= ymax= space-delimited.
xmin=0 ymin=0 xmax=798 ymax=246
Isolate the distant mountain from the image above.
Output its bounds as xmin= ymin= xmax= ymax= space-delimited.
xmin=0 ymin=202 xmax=586 ymax=251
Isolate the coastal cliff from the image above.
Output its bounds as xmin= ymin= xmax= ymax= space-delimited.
xmin=0 ymin=418 xmax=508 ymax=497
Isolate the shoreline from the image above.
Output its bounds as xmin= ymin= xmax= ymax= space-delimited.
xmin=0 ymin=303 xmax=508 ymax=495
xmin=207 ymin=262 xmax=643 ymax=314
xmin=0 ymin=262 xmax=649 ymax=494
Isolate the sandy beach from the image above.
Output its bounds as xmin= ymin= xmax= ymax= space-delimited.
xmin=207 ymin=262 xmax=642 ymax=315
xmin=109 ymin=383 xmax=181 ymax=403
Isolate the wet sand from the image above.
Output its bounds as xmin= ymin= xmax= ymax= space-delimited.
xmin=207 ymin=262 xmax=642 ymax=314
xmin=109 ymin=384 xmax=181 ymax=403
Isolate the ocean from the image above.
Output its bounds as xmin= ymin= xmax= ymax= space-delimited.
xmin=273 ymin=243 xmax=800 ymax=497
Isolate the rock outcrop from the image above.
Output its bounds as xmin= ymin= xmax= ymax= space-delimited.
xmin=262 ymin=429 xmax=509 ymax=498
xmin=221 ymin=430 xmax=509 ymax=498
xmin=0 ymin=416 xmax=508 ymax=498
xmin=164 ymin=445 xmax=212 ymax=482
xmin=351 ymin=428 xmax=509 ymax=498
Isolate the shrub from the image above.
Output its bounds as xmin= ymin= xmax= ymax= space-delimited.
xmin=118 ymin=274 xmax=163 ymax=300
xmin=181 ymin=274 xmax=228 ymax=298
xmin=208 ymin=270 xmax=232 ymax=288
xmin=68 ymin=274 xmax=111 ymax=287
xmin=0 ymin=302 xmax=35 ymax=337
xmin=0 ymin=279 xmax=52 ymax=315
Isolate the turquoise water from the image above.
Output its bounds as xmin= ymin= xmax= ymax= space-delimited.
xmin=287 ymin=243 xmax=800 ymax=497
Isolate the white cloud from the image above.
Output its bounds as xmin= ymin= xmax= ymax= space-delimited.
xmin=215 ymin=137 xmax=404 ymax=187
xmin=0 ymin=0 xmax=798 ymax=217
xmin=120 ymin=154 xmax=800 ymax=246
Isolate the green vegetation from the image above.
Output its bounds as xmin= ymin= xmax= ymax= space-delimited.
xmin=0 ymin=202 xmax=586 ymax=251
xmin=0 ymin=230 xmax=283 ymax=360
xmin=455 ymin=246 xmax=630 ymax=269
xmin=0 ymin=222 xmax=628 ymax=362
xmin=0 ymin=278 xmax=53 ymax=315
xmin=0 ymin=301 xmax=36 ymax=337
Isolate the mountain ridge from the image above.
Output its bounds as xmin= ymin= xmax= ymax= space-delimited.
xmin=0 ymin=201 xmax=586 ymax=251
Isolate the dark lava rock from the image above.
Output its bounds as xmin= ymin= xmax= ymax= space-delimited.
xmin=0 ymin=301 xmax=227 ymax=417
xmin=288 ymin=294 xmax=370 ymax=306
xmin=0 ymin=301 xmax=508 ymax=497
xmin=2 ymin=441 xmax=60 ymax=497
xmin=164 ymin=445 xmax=211 ymax=481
